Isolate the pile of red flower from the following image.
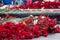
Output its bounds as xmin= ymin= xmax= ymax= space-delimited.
xmin=0 ymin=15 xmax=60 ymax=40
xmin=10 ymin=2 xmax=60 ymax=10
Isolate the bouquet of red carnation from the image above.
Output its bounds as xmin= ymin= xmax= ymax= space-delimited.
xmin=0 ymin=15 xmax=60 ymax=40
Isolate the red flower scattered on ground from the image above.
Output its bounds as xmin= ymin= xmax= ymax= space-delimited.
xmin=0 ymin=15 xmax=60 ymax=40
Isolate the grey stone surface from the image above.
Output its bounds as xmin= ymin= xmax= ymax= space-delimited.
xmin=33 ymin=33 xmax=60 ymax=40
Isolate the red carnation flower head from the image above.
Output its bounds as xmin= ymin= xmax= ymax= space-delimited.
xmin=51 ymin=18 xmax=57 ymax=27
xmin=44 ymin=32 xmax=48 ymax=37
xmin=6 ymin=22 xmax=14 ymax=26
xmin=15 ymin=5 xmax=20 ymax=10
xmin=6 ymin=14 xmax=11 ymax=18
xmin=0 ymin=28 xmax=11 ymax=38
xmin=0 ymin=23 xmax=3 ymax=28
xmin=54 ymin=26 xmax=60 ymax=33
xmin=38 ymin=15 xmax=46 ymax=20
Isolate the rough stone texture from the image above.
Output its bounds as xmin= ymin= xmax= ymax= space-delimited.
xmin=33 ymin=33 xmax=60 ymax=40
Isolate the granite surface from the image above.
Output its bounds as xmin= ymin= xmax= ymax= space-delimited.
xmin=33 ymin=33 xmax=60 ymax=40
